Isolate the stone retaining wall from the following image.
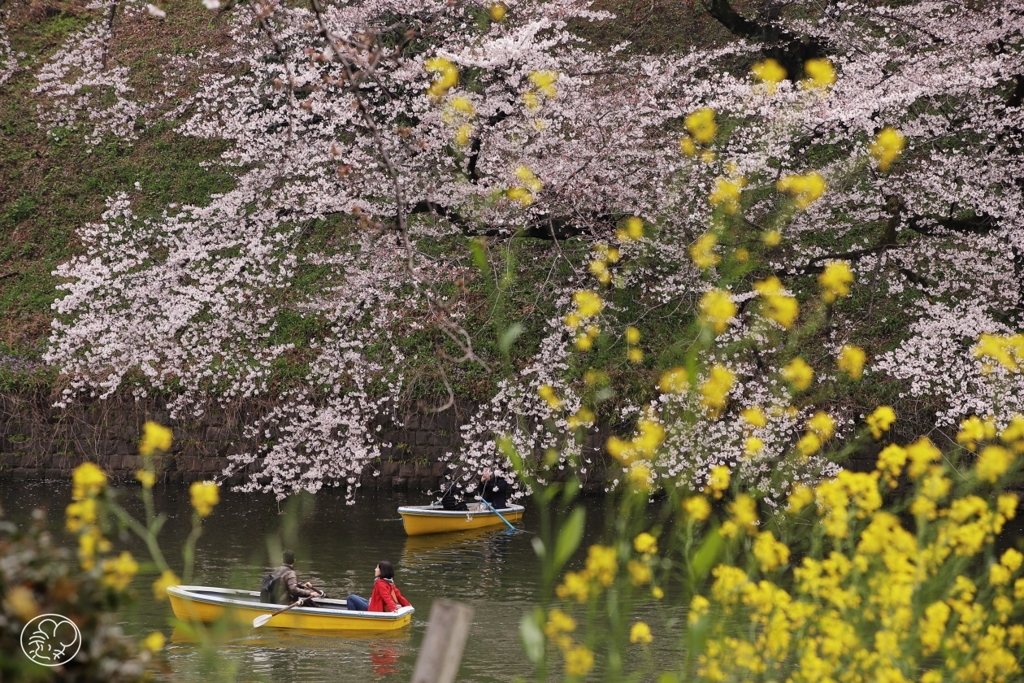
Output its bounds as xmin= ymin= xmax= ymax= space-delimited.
xmin=0 ymin=392 xmax=611 ymax=492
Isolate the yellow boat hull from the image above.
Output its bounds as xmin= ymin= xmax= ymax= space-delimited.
xmin=397 ymin=504 xmax=525 ymax=536
xmin=167 ymin=586 xmax=414 ymax=631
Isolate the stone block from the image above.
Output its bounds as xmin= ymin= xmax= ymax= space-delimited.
xmin=44 ymin=469 xmax=61 ymax=480
xmin=381 ymin=461 xmax=399 ymax=477
xmin=391 ymin=477 xmax=407 ymax=490
xmin=206 ymin=426 xmax=232 ymax=443
xmin=202 ymin=458 xmax=220 ymax=473
xmin=399 ymin=463 xmax=415 ymax=477
xmin=414 ymin=464 xmax=432 ymax=478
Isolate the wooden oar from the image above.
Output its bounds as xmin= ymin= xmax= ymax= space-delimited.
xmin=476 ymin=496 xmax=516 ymax=531
xmin=253 ymin=594 xmax=315 ymax=628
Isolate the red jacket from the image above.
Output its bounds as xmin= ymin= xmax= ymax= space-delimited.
xmin=368 ymin=578 xmax=411 ymax=612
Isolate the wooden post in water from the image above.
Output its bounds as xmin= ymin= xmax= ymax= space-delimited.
xmin=410 ymin=599 xmax=474 ymax=683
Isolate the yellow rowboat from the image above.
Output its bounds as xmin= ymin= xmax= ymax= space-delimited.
xmin=397 ymin=503 xmax=525 ymax=536
xmin=167 ymin=585 xmax=414 ymax=631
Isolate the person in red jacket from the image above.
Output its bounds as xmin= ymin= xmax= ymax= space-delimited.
xmin=345 ymin=560 xmax=411 ymax=612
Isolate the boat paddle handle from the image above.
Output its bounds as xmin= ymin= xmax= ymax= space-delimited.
xmin=253 ymin=595 xmax=310 ymax=628
xmin=476 ymin=496 xmax=515 ymax=530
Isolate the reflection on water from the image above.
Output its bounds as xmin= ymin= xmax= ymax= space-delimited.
xmin=0 ymin=480 xmax=599 ymax=682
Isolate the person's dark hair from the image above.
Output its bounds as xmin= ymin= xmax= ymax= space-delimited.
xmin=377 ymin=560 xmax=394 ymax=580
xmin=283 ymin=549 xmax=296 ymax=565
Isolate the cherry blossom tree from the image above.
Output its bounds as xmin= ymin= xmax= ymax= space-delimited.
xmin=33 ymin=0 xmax=1024 ymax=500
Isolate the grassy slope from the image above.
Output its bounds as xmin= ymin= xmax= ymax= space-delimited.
xmin=0 ymin=0 xmax=932 ymax=438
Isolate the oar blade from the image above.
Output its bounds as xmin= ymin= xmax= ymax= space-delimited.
xmin=253 ymin=613 xmax=273 ymax=628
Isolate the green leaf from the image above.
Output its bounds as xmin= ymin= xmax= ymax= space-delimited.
xmin=690 ymin=528 xmax=723 ymax=583
xmin=519 ymin=609 xmax=545 ymax=666
xmin=468 ymin=237 xmax=488 ymax=274
xmin=499 ymin=323 xmax=524 ymax=354
xmin=552 ymin=507 xmax=585 ymax=572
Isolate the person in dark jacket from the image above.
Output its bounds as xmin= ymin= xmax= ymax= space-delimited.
xmin=474 ymin=467 xmax=508 ymax=510
xmin=346 ymin=560 xmax=412 ymax=612
xmin=271 ymin=550 xmax=324 ymax=606
xmin=438 ymin=478 xmax=468 ymax=511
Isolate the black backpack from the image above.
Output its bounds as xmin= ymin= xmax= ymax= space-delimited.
xmin=259 ymin=572 xmax=279 ymax=603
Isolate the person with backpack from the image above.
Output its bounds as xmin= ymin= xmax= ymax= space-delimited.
xmin=346 ymin=560 xmax=411 ymax=612
xmin=260 ymin=549 xmax=324 ymax=606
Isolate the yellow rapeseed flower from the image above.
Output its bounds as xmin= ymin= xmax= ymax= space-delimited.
xmin=506 ymin=186 xmax=533 ymax=205
xmin=754 ymin=276 xmax=798 ymax=328
xmin=72 ymin=462 xmax=107 ymax=500
xmin=802 ymin=58 xmax=836 ymax=89
xmin=762 ymin=230 xmax=782 ymax=247
xmin=424 ymin=57 xmax=458 ymax=99
xmin=690 ymin=233 xmax=720 ymax=270
xmin=616 ymin=216 xmax=644 ymax=242
xmin=142 ymin=631 xmax=165 ymax=653
xmin=634 ymin=532 xmax=657 ymax=555
xmin=627 ymin=347 xmax=643 ymax=363
xmin=102 ymin=551 xmax=139 ymax=590
xmin=140 ymin=421 xmax=173 ymax=456
xmin=866 ymin=406 xmax=896 ymax=438
xmin=450 ymin=96 xmax=475 ymax=116
xmin=699 ymin=289 xmax=737 ymax=334
xmin=837 ymin=344 xmax=866 ymax=379
xmin=688 ymin=594 xmax=710 ymax=624
xmin=796 ymin=431 xmax=822 ymax=457
xmin=807 ymin=412 xmax=835 ymax=440
xmin=529 ymin=71 xmax=558 ymax=98
xmin=685 ymin=108 xmax=717 ymax=143
xmin=974 ymin=333 xmax=1024 ymax=373
xmin=777 ymin=171 xmax=826 ymax=209
xmin=563 ymin=644 xmax=594 ymax=676
xmin=781 ymin=358 xmax=814 ymax=391
xmin=728 ymin=494 xmax=758 ymax=535
xmin=152 ymin=569 xmax=180 ymax=601
xmin=709 ymin=176 xmax=746 ymax=214
xmin=744 ymin=436 xmax=764 ymax=456
xmin=573 ymin=290 xmax=603 ymax=318
xmin=741 ymin=407 xmax=768 ymax=428
xmin=706 ymin=465 xmax=731 ymax=499
xmin=629 ymin=621 xmax=653 ymax=644
xmin=751 ymin=58 xmax=786 ymax=91
xmin=752 ymin=530 xmax=790 ymax=571
xmin=679 ymin=135 xmax=697 ymax=156
xmin=189 ymin=481 xmax=220 ymax=517
xmin=489 ymin=3 xmax=507 ymax=21
xmin=976 ymin=445 xmax=1013 ymax=483
xmin=906 ymin=436 xmax=940 ymax=478
xmin=870 ymin=127 xmax=906 ymax=171
xmin=454 ymin=123 xmax=473 ymax=147
xmin=787 ymin=484 xmax=814 ymax=513
xmin=537 ymin=384 xmax=562 ymax=410
xmin=658 ymin=367 xmax=689 ymax=394
xmin=819 ymin=261 xmax=854 ymax=302
xmin=625 ymin=326 xmax=641 ymax=344
xmin=700 ymin=364 xmax=735 ymax=418
xmin=585 ymin=544 xmax=618 ymax=587
xmin=136 ymin=469 xmax=156 ymax=489
xmin=683 ymin=495 xmax=712 ymax=521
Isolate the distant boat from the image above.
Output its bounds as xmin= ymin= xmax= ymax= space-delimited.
xmin=397 ymin=503 xmax=525 ymax=536
xmin=167 ymin=585 xmax=414 ymax=631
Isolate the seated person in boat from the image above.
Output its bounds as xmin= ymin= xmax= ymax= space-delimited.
xmin=472 ymin=467 xmax=509 ymax=510
xmin=346 ymin=560 xmax=411 ymax=612
xmin=263 ymin=549 xmax=324 ymax=606
xmin=438 ymin=478 xmax=468 ymax=511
